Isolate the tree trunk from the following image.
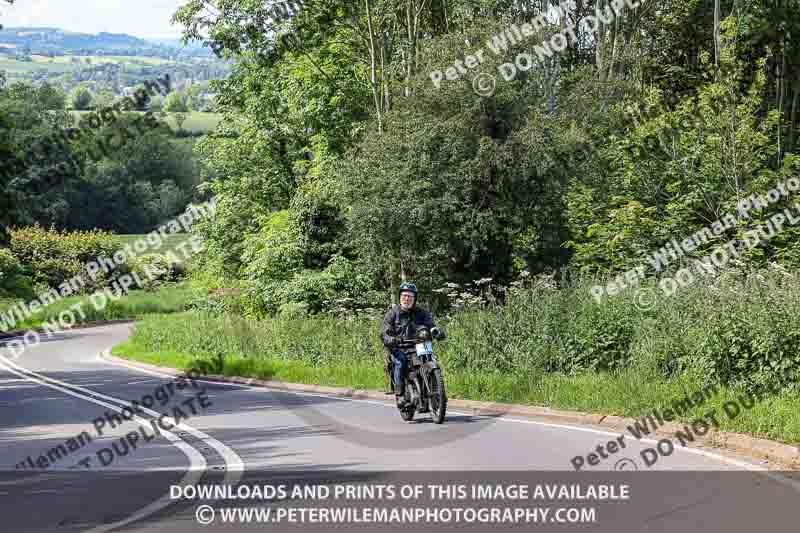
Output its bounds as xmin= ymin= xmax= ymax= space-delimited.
xmin=789 ymin=85 xmax=799 ymax=154
xmin=595 ymin=0 xmax=607 ymax=82
xmin=364 ymin=0 xmax=383 ymax=133
xmin=778 ymin=48 xmax=786 ymax=161
xmin=381 ymin=36 xmax=391 ymax=112
xmin=403 ymin=0 xmax=427 ymax=97
xmin=607 ymin=4 xmax=622 ymax=80
xmin=405 ymin=1 xmax=413 ymax=97
xmin=713 ymin=0 xmax=721 ymax=67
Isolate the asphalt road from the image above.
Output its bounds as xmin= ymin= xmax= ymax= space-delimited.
xmin=1 ymin=323 xmax=798 ymax=532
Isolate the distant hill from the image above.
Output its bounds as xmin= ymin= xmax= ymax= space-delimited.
xmin=0 ymin=27 xmax=213 ymax=58
xmin=146 ymin=37 xmax=209 ymax=52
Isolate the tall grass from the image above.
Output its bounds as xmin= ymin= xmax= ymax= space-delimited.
xmin=1 ymin=284 xmax=197 ymax=332
xmin=116 ymin=272 xmax=800 ymax=442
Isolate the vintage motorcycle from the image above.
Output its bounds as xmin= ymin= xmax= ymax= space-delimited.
xmin=392 ymin=325 xmax=448 ymax=424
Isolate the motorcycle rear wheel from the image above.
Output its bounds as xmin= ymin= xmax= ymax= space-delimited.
xmin=429 ymin=368 xmax=447 ymax=424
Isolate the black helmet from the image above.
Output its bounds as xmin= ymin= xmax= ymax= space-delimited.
xmin=398 ymin=282 xmax=417 ymax=298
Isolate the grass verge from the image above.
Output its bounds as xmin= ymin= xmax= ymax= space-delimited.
xmin=113 ymin=311 xmax=800 ymax=445
xmin=1 ymin=283 xmax=197 ymax=333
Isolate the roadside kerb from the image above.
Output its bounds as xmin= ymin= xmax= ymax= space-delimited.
xmin=100 ymin=347 xmax=800 ymax=469
xmin=0 ymin=319 xmax=135 ymax=341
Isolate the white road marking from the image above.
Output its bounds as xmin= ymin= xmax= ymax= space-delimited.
xmin=0 ymin=352 xmax=244 ymax=532
xmin=126 ymin=378 xmax=160 ymax=386
xmin=0 ymin=356 xmax=205 ymax=472
xmin=2 ymin=353 xmax=243 ymax=472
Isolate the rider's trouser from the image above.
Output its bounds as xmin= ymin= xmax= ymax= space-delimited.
xmin=390 ymin=350 xmax=409 ymax=394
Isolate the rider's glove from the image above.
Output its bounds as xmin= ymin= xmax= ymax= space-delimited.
xmin=431 ymin=327 xmax=445 ymax=340
xmin=391 ymin=335 xmax=403 ymax=348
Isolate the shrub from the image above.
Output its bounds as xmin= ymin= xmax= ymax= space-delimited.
xmin=0 ymin=248 xmax=34 ymax=299
xmin=245 ymin=254 xmax=386 ymax=317
xmin=8 ymin=226 xmax=129 ymax=292
xmin=131 ymin=254 xmax=187 ymax=290
xmin=185 ymin=288 xmax=246 ymax=316
xmin=278 ymin=302 xmax=310 ymax=320
xmin=0 ymin=248 xmax=22 ymax=282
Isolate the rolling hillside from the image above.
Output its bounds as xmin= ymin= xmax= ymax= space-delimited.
xmin=0 ymin=26 xmax=209 ymax=58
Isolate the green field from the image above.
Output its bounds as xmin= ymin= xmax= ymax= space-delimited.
xmin=70 ymin=110 xmax=221 ymax=133
xmin=32 ymin=54 xmax=174 ymax=66
xmin=161 ymin=112 xmax=221 ymax=133
xmin=0 ymin=57 xmax=78 ymax=74
xmin=1 ymin=54 xmax=176 ymax=74
xmin=115 ymin=233 xmax=193 ymax=259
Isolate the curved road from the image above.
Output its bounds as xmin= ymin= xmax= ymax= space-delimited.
xmin=0 ymin=323 xmax=798 ymax=532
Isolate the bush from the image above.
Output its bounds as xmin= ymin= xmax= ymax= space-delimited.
xmin=0 ymin=248 xmax=22 ymax=281
xmin=278 ymin=302 xmax=310 ymax=320
xmin=245 ymin=254 xmax=387 ymax=317
xmin=185 ymin=288 xmax=246 ymax=316
xmin=0 ymin=248 xmax=34 ymax=299
xmin=131 ymin=254 xmax=187 ymax=290
xmin=8 ymin=226 xmax=129 ymax=292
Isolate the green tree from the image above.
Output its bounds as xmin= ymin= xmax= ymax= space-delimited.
xmin=37 ymin=82 xmax=66 ymax=110
xmin=172 ymin=0 xmax=800 ymax=315
xmin=69 ymin=85 xmax=93 ymax=110
xmin=0 ymin=81 xmax=80 ymax=230
xmin=164 ymin=91 xmax=189 ymax=112
xmin=93 ymin=88 xmax=115 ymax=109
xmin=67 ymin=114 xmax=200 ymax=232
xmin=173 ymin=111 xmax=187 ymax=132
xmin=185 ymin=84 xmax=203 ymax=111
xmin=149 ymin=94 xmax=164 ymax=112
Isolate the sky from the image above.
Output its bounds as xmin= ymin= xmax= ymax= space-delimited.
xmin=0 ymin=0 xmax=187 ymax=39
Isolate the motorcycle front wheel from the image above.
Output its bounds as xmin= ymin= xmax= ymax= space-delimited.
xmin=400 ymin=405 xmax=415 ymax=421
xmin=399 ymin=381 xmax=416 ymax=421
xmin=429 ymin=368 xmax=447 ymax=424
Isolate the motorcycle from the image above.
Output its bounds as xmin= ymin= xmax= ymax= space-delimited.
xmin=392 ymin=326 xmax=448 ymax=424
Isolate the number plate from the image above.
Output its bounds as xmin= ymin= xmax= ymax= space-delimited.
xmin=415 ymin=341 xmax=433 ymax=356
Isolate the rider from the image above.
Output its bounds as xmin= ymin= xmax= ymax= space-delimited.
xmin=380 ymin=282 xmax=445 ymax=407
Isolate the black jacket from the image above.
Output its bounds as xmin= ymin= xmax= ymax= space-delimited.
xmin=381 ymin=304 xmax=438 ymax=349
